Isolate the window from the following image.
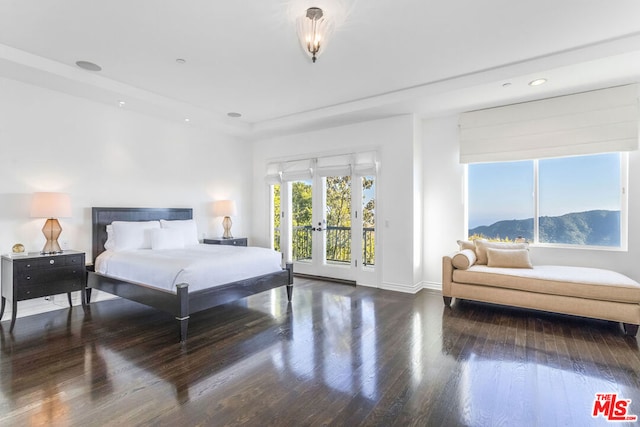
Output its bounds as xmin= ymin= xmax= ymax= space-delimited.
xmin=468 ymin=153 xmax=625 ymax=248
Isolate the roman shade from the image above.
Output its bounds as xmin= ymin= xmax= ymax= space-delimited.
xmin=459 ymin=84 xmax=639 ymax=163
xmin=315 ymin=155 xmax=352 ymax=177
xmin=280 ymin=159 xmax=314 ymax=181
xmin=266 ymin=151 xmax=378 ymax=183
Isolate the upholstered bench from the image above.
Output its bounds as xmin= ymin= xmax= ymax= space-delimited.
xmin=442 ymin=240 xmax=640 ymax=336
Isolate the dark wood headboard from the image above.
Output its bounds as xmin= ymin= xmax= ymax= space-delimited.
xmin=92 ymin=207 xmax=193 ymax=263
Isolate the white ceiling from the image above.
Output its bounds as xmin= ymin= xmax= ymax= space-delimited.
xmin=1 ymin=0 xmax=640 ymax=139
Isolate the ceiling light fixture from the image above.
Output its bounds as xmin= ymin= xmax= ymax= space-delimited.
xmin=176 ymin=58 xmax=186 ymax=64
xmin=529 ymin=78 xmax=547 ymax=86
xmin=297 ymin=7 xmax=333 ymax=63
xmin=227 ymin=112 xmax=242 ymax=118
xmin=118 ymin=100 xmax=126 ymax=107
xmin=75 ymin=60 xmax=102 ymax=71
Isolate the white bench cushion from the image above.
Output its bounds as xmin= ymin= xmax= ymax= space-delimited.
xmin=453 ymin=265 xmax=640 ymax=304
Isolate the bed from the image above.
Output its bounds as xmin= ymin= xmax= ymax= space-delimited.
xmin=86 ymin=207 xmax=293 ymax=342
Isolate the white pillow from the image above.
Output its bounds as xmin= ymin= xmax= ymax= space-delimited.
xmin=160 ymin=219 xmax=199 ymax=246
xmin=151 ymin=228 xmax=185 ymax=250
xmin=111 ymin=220 xmax=161 ymax=251
xmin=104 ymin=224 xmax=115 ymax=250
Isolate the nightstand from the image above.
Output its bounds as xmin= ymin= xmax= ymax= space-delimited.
xmin=203 ymin=237 xmax=248 ymax=247
xmin=1 ymin=250 xmax=86 ymax=332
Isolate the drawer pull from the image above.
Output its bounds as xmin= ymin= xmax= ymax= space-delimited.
xmin=26 ymin=276 xmax=31 ymax=281
xmin=50 ymin=260 xmax=55 ymax=265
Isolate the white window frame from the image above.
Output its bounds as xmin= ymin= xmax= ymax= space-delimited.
xmin=466 ymin=152 xmax=629 ymax=251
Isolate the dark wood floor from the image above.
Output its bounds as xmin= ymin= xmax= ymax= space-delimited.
xmin=1 ymin=277 xmax=639 ymax=426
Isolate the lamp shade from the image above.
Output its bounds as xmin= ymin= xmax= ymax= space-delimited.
xmin=213 ymin=200 xmax=237 ymax=217
xmin=30 ymin=192 xmax=72 ymax=218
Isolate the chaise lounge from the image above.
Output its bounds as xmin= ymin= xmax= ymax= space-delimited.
xmin=442 ymin=240 xmax=640 ymax=336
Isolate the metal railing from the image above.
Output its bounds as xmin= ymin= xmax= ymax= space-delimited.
xmin=290 ymin=225 xmax=375 ymax=265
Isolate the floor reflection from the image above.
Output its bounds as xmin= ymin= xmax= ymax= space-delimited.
xmin=438 ymin=299 xmax=640 ymax=426
xmin=1 ymin=282 xmax=638 ymax=425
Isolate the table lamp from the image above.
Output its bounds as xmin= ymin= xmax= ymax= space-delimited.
xmin=30 ymin=192 xmax=72 ymax=254
xmin=213 ymin=200 xmax=237 ymax=239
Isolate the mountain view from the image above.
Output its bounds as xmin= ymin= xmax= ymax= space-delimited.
xmin=469 ymin=210 xmax=620 ymax=246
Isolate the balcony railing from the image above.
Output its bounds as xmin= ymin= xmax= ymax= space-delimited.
xmin=290 ymin=225 xmax=375 ymax=266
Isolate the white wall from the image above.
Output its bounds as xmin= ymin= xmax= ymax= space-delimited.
xmin=422 ymin=116 xmax=466 ymax=287
xmin=0 ymin=77 xmax=252 ymax=316
xmin=422 ymin=115 xmax=640 ymax=287
xmin=251 ymin=115 xmax=422 ymax=292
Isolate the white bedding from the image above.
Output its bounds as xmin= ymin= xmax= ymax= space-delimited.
xmin=95 ymin=244 xmax=283 ymax=293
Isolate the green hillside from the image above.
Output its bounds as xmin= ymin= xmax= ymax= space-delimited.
xmin=469 ymin=210 xmax=620 ymax=246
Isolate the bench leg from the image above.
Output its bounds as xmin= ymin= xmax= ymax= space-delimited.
xmin=443 ymin=296 xmax=452 ymax=307
xmin=623 ymin=323 xmax=638 ymax=336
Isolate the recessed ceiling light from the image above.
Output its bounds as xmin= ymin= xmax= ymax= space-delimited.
xmin=184 ymin=118 xmax=190 ymax=122
xmin=502 ymin=82 xmax=512 ymax=87
xmin=528 ymin=78 xmax=547 ymax=86
xmin=118 ymin=100 xmax=126 ymax=107
xmin=227 ymin=112 xmax=242 ymax=118
xmin=176 ymin=58 xmax=186 ymax=64
xmin=75 ymin=60 xmax=102 ymax=71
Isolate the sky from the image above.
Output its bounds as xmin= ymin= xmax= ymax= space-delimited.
xmin=468 ymin=153 xmax=621 ymax=228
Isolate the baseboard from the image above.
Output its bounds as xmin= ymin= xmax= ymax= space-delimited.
xmin=422 ymin=281 xmax=442 ymax=291
xmin=353 ymin=281 xmax=375 ymax=288
xmin=380 ymin=281 xmax=422 ymax=294
xmin=293 ymin=273 xmax=356 ymax=286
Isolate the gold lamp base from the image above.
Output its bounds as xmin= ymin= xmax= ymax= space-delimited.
xmin=222 ymin=216 xmax=233 ymax=239
xmin=41 ymin=218 xmax=63 ymax=254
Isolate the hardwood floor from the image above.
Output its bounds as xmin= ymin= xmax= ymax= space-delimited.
xmin=0 ymin=277 xmax=639 ymax=426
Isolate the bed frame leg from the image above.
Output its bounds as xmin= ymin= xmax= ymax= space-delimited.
xmin=623 ymin=323 xmax=638 ymax=336
xmin=176 ymin=283 xmax=189 ymax=342
xmin=284 ymin=262 xmax=294 ymax=302
xmin=443 ymin=296 xmax=452 ymax=307
xmin=285 ymin=262 xmax=293 ymax=284
xmin=177 ymin=317 xmax=189 ymax=342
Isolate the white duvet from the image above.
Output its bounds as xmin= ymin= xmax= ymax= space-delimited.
xmin=95 ymin=244 xmax=283 ymax=293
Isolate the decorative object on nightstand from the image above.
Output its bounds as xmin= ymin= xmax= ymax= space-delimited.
xmin=213 ymin=200 xmax=237 ymax=239
xmin=203 ymin=237 xmax=248 ymax=247
xmin=11 ymin=243 xmax=25 ymax=253
xmin=0 ymin=250 xmax=86 ymax=332
xmin=30 ymin=192 xmax=72 ymax=254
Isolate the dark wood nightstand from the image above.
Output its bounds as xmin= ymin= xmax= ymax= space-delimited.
xmin=203 ymin=237 xmax=248 ymax=247
xmin=0 ymin=250 xmax=86 ymax=332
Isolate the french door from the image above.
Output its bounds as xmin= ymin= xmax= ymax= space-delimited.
xmin=272 ymin=172 xmax=377 ymax=284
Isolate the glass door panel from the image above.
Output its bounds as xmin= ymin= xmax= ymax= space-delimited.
xmin=324 ymin=176 xmax=352 ymax=265
xmin=291 ymin=180 xmax=313 ymax=263
xmin=362 ymin=176 xmax=375 ymax=266
xmin=272 ymin=184 xmax=281 ymax=252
